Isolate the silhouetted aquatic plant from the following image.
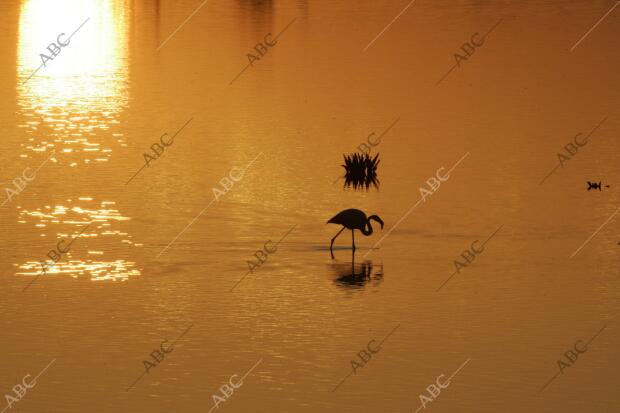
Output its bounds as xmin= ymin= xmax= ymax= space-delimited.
xmin=342 ymin=152 xmax=380 ymax=190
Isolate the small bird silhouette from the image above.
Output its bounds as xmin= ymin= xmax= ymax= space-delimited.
xmin=587 ymin=181 xmax=610 ymax=191
xmin=327 ymin=209 xmax=384 ymax=258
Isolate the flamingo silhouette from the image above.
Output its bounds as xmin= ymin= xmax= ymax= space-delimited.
xmin=327 ymin=209 xmax=384 ymax=258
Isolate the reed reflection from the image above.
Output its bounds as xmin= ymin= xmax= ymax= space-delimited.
xmin=342 ymin=152 xmax=380 ymax=190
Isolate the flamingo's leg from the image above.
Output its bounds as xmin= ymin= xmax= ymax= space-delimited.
xmin=330 ymin=227 xmax=345 ymax=259
xmin=352 ymin=229 xmax=356 ymax=252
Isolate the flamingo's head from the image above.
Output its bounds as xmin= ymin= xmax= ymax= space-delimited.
xmin=369 ymin=215 xmax=384 ymax=230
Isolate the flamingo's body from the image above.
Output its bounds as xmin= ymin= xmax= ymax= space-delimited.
xmin=327 ymin=209 xmax=384 ymax=258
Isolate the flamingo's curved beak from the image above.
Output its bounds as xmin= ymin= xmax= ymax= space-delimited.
xmin=375 ymin=217 xmax=384 ymax=229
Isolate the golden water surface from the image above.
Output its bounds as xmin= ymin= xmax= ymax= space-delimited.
xmin=0 ymin=0 xmax=619 ymax=412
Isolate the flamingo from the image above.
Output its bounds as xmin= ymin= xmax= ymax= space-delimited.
xmin=327 ymin=209 xmax=384 ymax=258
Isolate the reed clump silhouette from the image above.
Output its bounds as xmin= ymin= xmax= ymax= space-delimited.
xmin=342 ymin=152 xmax=380 ymax=190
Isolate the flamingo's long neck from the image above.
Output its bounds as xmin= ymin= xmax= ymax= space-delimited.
xmin=361 ymin=219 xmax=373 ymax=236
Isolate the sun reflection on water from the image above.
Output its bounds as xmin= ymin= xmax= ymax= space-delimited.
xmin=15 ymin=198 xmax=141 ymax=282
xmin=17 ymin=0 xmax=130 ymax=165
